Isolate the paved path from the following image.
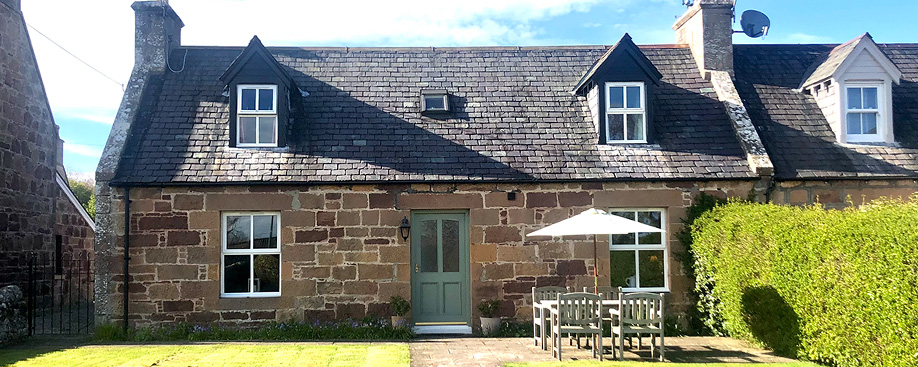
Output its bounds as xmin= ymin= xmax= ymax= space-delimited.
xmin=409 ymin=336 xmax=799 ymax=366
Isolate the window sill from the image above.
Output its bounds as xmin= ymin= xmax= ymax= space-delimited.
xmin=227 ymin=146 xmax=290 ymax=152
xmin=839 ymin=140 xmax=898 ymax=148
xmin=220 ymin=292 xmax=281 ymax=299
xmin=620 ymin=288 xmax=670 ymax=293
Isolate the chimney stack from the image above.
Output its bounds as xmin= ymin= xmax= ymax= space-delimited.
xmin=673 ymin=0 xmax=734 ymax=78
xmin=131 ymin=1 xmax=183 ymax=73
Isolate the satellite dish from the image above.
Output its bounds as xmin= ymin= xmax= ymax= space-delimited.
xmin=739 ymin=10 xmax=770 ymax=38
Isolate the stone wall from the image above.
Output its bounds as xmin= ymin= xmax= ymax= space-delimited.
xmin=0 ymin=0 xmax=60 ymax=287
xmin=0 ymin=285 xmax=25 ymax=344
xmin=772 ymin=179 xmax=918 ymax=209
xmin=56 ymin=191 xmax=95 ymax=261
xmin=95 ymin=180 xmax=756 ymax=328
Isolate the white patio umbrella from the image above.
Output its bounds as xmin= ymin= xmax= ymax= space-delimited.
xmin=526 ymin=208 xmax=664 ymax=292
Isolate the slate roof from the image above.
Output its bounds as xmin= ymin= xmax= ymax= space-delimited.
xmin=113 ymin=45 xmax=755 ymax=184
xmin=734 ymin=44 xmax=918 ymax=179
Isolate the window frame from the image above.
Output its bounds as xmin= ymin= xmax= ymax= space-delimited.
xmin=420 ymin=90 xmax=449 ymax=113
xmin=843 ymin=82 xmax=885 ymax=143
xmin=607 ymin=208 xmax=668 ymax=293
xmin=604 ymin=82 xmax=647 ymax=144
xmin=220 ymin=212 xmax=282 ymax=298
xmin=236 ymin=84 xmax=279 ymax=148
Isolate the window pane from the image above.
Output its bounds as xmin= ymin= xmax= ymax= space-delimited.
xmin=419 ymin=220 xmax=438 ymax=272
xmin=258 ymin=88 xmax=274 ymax=111
xmin=608 ymin=86 xmax=624 ymax=108
xmin=847 ymin=87 xmax=862 ymax=109
xmin=241 ymin=89 xmax=256 ymax=110
xmin=626 ymin=114 xmax=644 ymax=141
xmin=610 ymin=251 xmax=636 ymax=288
xmin=610 ymin=211 xmax=636 ymax=245
xmin=862 ymin=87 xmax=878 ymax=109
xmin=424 ymin=95 xmax=445 ymax=110
xmin=224 ymin=255 xmax=250 ymax=293
xmin=258 ymin=117 xmax=276 ymax=144
xmin=253 ymin=254 xmax=280 ymax=293
xmin=226 ymin=215 xmax=251 ymax=249
xmin=441 ymin=220 xmax=459 ymax=273
xmin=638 ymin=250 xmax=665 ymax=288
xmin=252 ymin=215 xmax=278 ymax=249
xmin=637 ymin=211 xmax=663 ymax=245
xmin=847 ymin=113 xmax=862 ymax=134
xmin=239 ymin=117 xmax=257 ymax=144
xmin=607 ymin=114 xmax=624 ymax=141
xmin=862 ymin=112 xmax=877 ymax=134
xmin=626 ymin=86 xmax=641 ymax=108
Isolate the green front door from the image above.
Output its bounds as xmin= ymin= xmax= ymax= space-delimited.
xmin=410 ymin=212 xmax=470 ymax=325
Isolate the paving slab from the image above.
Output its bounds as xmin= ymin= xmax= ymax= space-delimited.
xmin=409 ymin=336 xmax=798 ymax=366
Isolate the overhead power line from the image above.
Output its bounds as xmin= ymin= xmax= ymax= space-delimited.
xmin=25 ymin=23 xmax=126 ymax=91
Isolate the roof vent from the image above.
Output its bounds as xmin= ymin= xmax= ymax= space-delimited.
xmin=420 ymin=89 xmax=449 ymax=114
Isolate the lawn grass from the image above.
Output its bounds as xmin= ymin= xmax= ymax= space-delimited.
xmin=505 ymin=362 xmax=820 ymax=367
xmin=0 ymin=343 xmax=409 ymax=367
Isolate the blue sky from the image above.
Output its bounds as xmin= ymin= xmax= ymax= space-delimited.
xmin=20 ymin=0 xmax=918 ymax=176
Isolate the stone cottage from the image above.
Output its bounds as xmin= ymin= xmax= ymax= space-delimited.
xmin=0 ymin=0 xmax=96 ymax=289
xmin=95 ymin=0 xmax=917 ymax=333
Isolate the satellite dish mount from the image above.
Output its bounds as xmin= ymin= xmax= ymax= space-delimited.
xmin=736 ymin=9 xmax=770 ymax=38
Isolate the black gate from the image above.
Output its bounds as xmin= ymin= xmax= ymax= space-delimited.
xmin=26 ymin=251 xmax=94 ymax=335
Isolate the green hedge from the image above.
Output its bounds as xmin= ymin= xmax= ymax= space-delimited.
xmin=691 ymin=198 xmax=918 ymax=367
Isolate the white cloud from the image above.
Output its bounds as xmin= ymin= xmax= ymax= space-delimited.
xmin=172 ymin=0 xmax=601 ymax=46
xmin=20 ymin=0 xmax=606 ymax=132
xmin=782 ymin=33 xmax=835 ymax=44
xmin=64 ymin=142 xmax=104 ymax=158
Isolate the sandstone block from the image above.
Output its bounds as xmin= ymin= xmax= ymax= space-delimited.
xmin=484 ymin=192 xmax=523 ymax=208
xmin=368 ymin=193 xmax=395 ymax=209
xmin=162 ymin=300 xmax=194 ymax=312
xmin=525 ymin=193 xmax=557 ymax=208
xmin=398 ymin=193 xmax=483 ymax=209
xmin=359 ymin=264 xmax=394 ymax=280
xmin=157 ymin=265 xmax=199 ymax=281
xmin=484 ymin=226 xmax=522 ymax=243
xmin=297 ymin=194 xmax=325 ymax=209
xmin=205 ymin=193 xmax=292 ymax=211
xmin=342 ymin=193 xmax=368 ymax=209
xmin=558 ymin=191 xmax=592 ymax=206
xmin=470 ymin=244 xmax=497 ymax=262
xmin=167 ymin=231 xmax=200 ymax=246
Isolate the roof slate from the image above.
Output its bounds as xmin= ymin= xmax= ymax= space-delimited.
xmin=113 ymin=45 xmax=754 ymax=184
xmin=734 ymin=44 xmax=918 ymax=179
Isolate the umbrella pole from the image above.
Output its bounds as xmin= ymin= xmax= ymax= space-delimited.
xmin=593 ymin=235 xmax=598 ymax=294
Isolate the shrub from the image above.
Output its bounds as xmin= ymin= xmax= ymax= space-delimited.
xmin=691 ymin=197 xmax=918 ymax=367
xmin=95 ymin=318 xmax=415 ymax=342
xmin=390 ymin=295 xmax=410 ymax=317
xmin=477 ymin=299 xmax=501 ymax=318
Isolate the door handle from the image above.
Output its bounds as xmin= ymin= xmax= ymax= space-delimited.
xmin=415 ymin=264 xmax=419 ymax=273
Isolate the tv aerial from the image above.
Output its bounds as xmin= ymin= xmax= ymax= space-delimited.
xmin=736 ymin=9 xmax=770 ymax=38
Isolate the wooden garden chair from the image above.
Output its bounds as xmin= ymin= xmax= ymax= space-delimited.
xmin=549 ymin=292 xmax=604 ymax=361
xmin=611 ymin=292 xmax=664 ymax=361
xmin=532 ymin=286 xmax=567 ymax=350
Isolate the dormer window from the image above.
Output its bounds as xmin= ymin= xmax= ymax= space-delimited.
xmin=845 ymin=84 xmax=884 ymax=142
xmin=421 ymin=89 xmax=449 ymax=113
xmin=605 ymin=82 xmax=646 ymax=143
xmin=237 ymin=85 xmax=277 ymax=147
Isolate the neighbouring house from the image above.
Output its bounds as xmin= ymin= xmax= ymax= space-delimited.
xmin=0 ymin=0 xmax=96 ymax=289
xmin=95 ymin=0 xmax=917 ymax=333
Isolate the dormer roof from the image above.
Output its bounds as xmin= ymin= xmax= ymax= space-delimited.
xmin=219 ymin=35 xmax=296 ymax=86
xmin=799 ymin=33 xmax=902 ymax=89
xmin=571 ymin=33 xmax=663 ymax=95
